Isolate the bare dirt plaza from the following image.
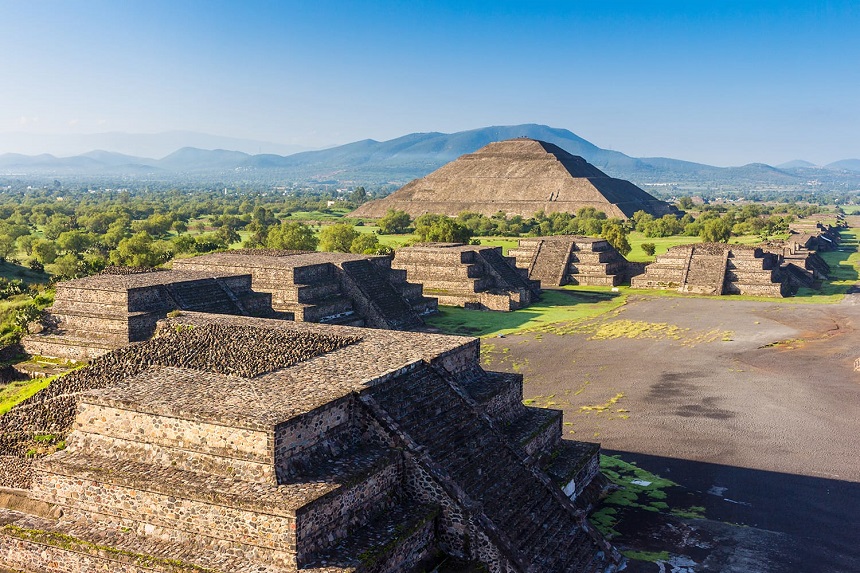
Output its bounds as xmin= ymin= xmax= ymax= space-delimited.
xmin=481 ymin=291 xmax=860 ymax=572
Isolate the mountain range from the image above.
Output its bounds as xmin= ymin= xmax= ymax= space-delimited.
xmin=1 ymin=124 xmax=859 ymax=193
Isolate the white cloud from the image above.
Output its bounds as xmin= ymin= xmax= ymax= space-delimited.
xmin=18 ymin=115 xmax=40 ymax=126
xmin=68 ymin=119 xmax=80 ymax=127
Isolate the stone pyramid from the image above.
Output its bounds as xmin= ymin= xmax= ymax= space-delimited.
xmin=352 ymin=138 xmax=674 ymax=219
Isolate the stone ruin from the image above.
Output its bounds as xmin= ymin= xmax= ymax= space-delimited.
xmin=509 ymin=236 xmax=636 ymax=287
xmin=351 ymin=138 xmax=675 ymax=220
xmin=0 ymin=313 xmax=620 ymax=572
xmin=786 ymin=221 xmax=841 ymax=252
xmin=172 ymin=250 xmax=437 ymax=330
xmin=631 ymin=243 xmax=790 ymax=297
xmin=21 ymin=268 xmax=272 ymax=361
xmin=391 ymin=244 xmax=541 ymax=311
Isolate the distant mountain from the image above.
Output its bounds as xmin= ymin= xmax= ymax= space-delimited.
xmin=156 ymin=148 xmax=250 ymax=172
xmin=0 ymin=131 xmax=311 ymax=158
xmin=826 ymin=159 xmax=860 ymax=172
xmin=1 ymin=124 xmax=859 ymax=193
xmin=777 ymin=160 xmax=818 ymax=169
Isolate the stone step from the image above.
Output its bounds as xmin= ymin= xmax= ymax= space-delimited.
xmin=459 ymin=369 xmax=523 ymax=420
xmin=340 ymin=259 xmax=422 ymax=330
xmin=0 ymin=508 xmax=284 ymax=573
xmin=292 ymin=280 xmax=343 ymax=304
xmin=540 ymin=440 xmax=601 ymax=499
xmin=34 ymin=443 xmax=404 ymax=564
xmin=282 ymin=295 xmax=356 ymax=323
xmin=366 ymin=365 xmax=596 ymax=570
xmin=500 ymin=406 xmax=562 ymax=458
xmin=421 ymin=276 xmax=491 ymax=293
xmin=568 ymin=274 xmax=621 ymax=287
xmin=21 ymin=333 xmax=119 ymax=361
xmin=302 ymin=501 xmax=438 ymax=572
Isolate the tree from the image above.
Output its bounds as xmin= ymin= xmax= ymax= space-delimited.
xmin=32 ymin=240 xmax=58 ymax=264
xmin=677 ymin=196 xmax=695 ymax=210
xmin=414 ymin=214 xmax=472 ymax=243
xmin=110 ymin=232 xmax=168 ymax=268
xmin=0 ymin=235 xmax=15 ymax=260
xmin=320 ymin=223 xmax=360 ymax=252
xmin=266 ymin=222 xmax=318 ymax=251
xmin=350 ymin=233 xmax=380 ymax=254
xmin=377 ymin=209 xmax=412 ymax=234
xmin=57 ymin=230 xmax=94 ymax=255
xmin=215 ymin=225 xmax=241 ymax=245
xmin=349 ymin=186 xmax=368 ymax=203
xmin=699 ymin=218 xmax=732 ymax=243
xmin=641 ymin=242 xmax=657 ymax=257
xmin=50 ymin=253 xmax=82 ymax=280
xmin=600 ymin=220 xmax=632 ymax=255
xmin=171 ymin=220 xmax=188 ymax=234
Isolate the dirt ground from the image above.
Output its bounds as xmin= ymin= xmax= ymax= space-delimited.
xmin=482 ymin=292 xmax=860 ymax=572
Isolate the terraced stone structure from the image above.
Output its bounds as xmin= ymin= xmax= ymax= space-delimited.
xmin=351 ymin=138 xmax=675 ymax=219
xmin=172 ymin=250 xmax=436 ymax=330
xmin=631 ymin=243 xmax=790 ymax=296
xmin=21 ymin=269 xmax=272 ymax=360
xmin=786 ymin=222 xmax=841 ymax=252
xmin=392 ymin=244 xmax=541 ymax=310
xmin=510 ymin=236 xmax=634 ymax=287
xmin=0 ymin=313 xmax=619 ymax=572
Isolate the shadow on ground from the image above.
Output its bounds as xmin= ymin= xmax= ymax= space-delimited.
xmin=602 ymin=449 xmax=860 ymax=572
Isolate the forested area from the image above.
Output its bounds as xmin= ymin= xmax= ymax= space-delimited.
xmin=0 ymin=180 xmax=834 ymax=347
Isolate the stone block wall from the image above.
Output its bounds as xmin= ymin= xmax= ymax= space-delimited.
xmin=392 ymin=244 xmax=539 ymax=311
xmin=633 ymin=243 xmax=789 ymax=297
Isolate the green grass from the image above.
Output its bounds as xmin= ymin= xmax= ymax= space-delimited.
xmin=425 ymin=289 xmax=626 ymax=337
xmin=626 ymin=232 xmax=702 ymax=262
xmin=626 ymin=231 xmax=790 ymax=263
xmin=590 ymin=454 xmax=684 ymax=539
xmin=622 ymin=550 xmax=671 ymax=563
xmin=0 ymin=261 xmax=50 ymax=285
xmin=0 ymin=377 xmax=52 ymax=415
xmin=283 ymin=208 xmax=352 ymax=221
xmin=471 ymin=237 xmax=519 ymax=255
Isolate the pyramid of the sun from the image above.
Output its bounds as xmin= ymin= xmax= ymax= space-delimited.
xmin=352 ymin=138 xmax=674 ymax=219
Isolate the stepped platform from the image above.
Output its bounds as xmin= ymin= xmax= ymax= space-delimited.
xmin=510 ymin=235 xmax=634 ymax=287
xmin=392 ymin=243 xmax=541 ymax=311
xmin=172 ymin=250 xmax=436 ymax=330
xmin=632 ymin=243 xmax=790 ymax=297
xmin=0 ymin=313 xmax=618 ymax=572
xmin=22 ymin=269 xmax=272 ymax=361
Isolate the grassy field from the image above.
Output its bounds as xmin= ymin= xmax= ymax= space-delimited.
xmin=425 ymin=289 xmax=626 ymax=337
xmin=0 ymin=377 xmax=51 ymax=415
xmin=0 ymin=261 xmax=50 ymax=285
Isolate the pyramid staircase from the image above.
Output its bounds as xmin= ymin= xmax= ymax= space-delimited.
xmin=511 ymin=236 xmax=629 ymax=287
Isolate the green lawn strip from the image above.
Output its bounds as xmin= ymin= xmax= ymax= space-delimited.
xmin=0 ymin=359 xmax=84 ymax=416
xmin=471 ymin=237 xmax=520 ymax=255
xmin=621 ymin=550 xmax=671 ymax=563
xmin=590 ymin=455 xmax=707 ymax=540
xmin=425 ymin=289 xmax=626 ymax=337
xmin=0 ymin=261 xmax=50 ymax=285
xmin=0 ymin=377 xmax=52 ymax=415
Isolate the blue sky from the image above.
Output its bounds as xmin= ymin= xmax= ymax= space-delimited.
xmin=1 ymin=1 xmax=858 ymax=165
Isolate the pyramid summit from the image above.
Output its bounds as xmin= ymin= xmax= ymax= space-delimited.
xmin=352 ymin=137 xmax=674 ymax=219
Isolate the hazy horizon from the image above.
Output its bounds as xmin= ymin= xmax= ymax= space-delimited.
xmin=2 ymin=1 xmax=858 ymax=167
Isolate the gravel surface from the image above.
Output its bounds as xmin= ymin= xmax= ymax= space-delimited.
xmin=483 ymin=292 xmax=860 ymax=571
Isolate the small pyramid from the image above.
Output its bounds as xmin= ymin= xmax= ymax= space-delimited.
xmin=352 ymin=138 xmax=674 ymax=219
